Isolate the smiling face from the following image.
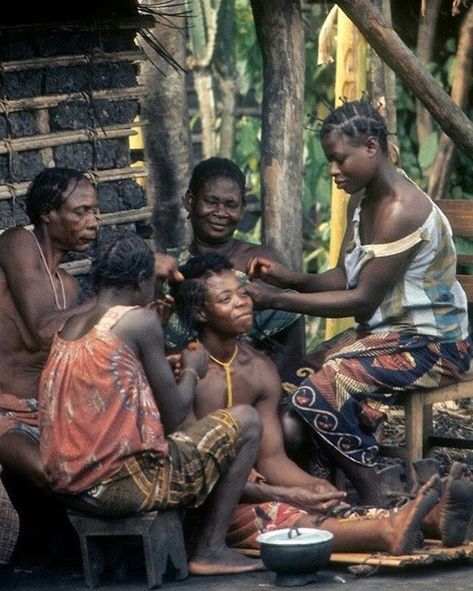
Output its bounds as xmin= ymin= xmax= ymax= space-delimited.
xmin=45 ymin=178 xmax=100 ymax=252
xmin=322 ymin=130 xmax=379 ymax=195
xmin=186 ymin=175 xmax=245 ymax=245
xmin=198 ymin=270 xmax=254 ymax=337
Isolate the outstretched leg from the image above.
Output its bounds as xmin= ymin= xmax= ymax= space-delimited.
xmin=295 ymin=475 xmax=441 ymax=555
xmin=188 ymin=405 xmax=265 ymax=575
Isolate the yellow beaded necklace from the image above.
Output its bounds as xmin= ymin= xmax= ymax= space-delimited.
xmin=208 ymin=345 xmax=239 ymax=408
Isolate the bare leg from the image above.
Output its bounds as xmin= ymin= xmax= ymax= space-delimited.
xmin=188 ymin=405 xmax=266 ymax=575
xmin=313 ymin=436 xmax=383 ymax=506
xmin=295 ymin=475 xmax=441 ymax=555
xmin=280 ymin=407 xmax=311 ymax=470
xmin=0 ymin=432 xmax=48 ymax=490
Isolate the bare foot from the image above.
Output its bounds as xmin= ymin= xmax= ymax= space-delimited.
xmin=387 ymin=474 xmax=441 ymax=555
xmin=423 ymin=461 xmax=473 ymax=547
xmin=188 ymin=546 xmax=266 ymax=575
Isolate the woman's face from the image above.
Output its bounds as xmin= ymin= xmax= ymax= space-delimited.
xmin=322 ymin=130 xmax=378 ymax=195
xmin=46 ymin=179 xmax=100 ymax=252
xmin=200 ymin=271 xmax=254 ymax=337
xmin=186 ymin=175 xmax=244 ymax=245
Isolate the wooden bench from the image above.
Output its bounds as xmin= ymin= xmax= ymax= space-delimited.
xmin=380 ymin=199 xmax=473 ymax=487
xmin=67 ymin=509 xmax=188 ymax=589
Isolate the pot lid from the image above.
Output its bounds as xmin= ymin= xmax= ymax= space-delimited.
xmin=256 ymin=527 xmax=334 ymax=546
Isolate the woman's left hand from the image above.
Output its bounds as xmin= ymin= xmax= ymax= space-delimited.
xmin=147 ymin=294 xmax=175 ymax=326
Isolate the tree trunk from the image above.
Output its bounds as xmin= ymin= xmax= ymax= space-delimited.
xmin=215 ymin=0 xmax=236 ymax=158
xmin=194 ymin=70 xmax=217 ymax=157
xmin=415 ymin=0 xmax=442 ymax=148
xmin=428 ymin=4 xmax=473 ymax=199
xmin=139 ymin=8 xmax=192 ymax=248
xmin=250 ymin=0 xmax=304 ymax=270
xmin=335 ymin=0 xmax=473 ymax=161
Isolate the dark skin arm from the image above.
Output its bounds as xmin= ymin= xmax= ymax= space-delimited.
xmin=246 ymin=192 xmax=429 ymax=322
xmin=0 ymin=228 xmax=94 ymax=351
xmin=240 ymin=480 xmax=346 ymax=514
xmin=114 ymin=307 xmax=208 ymax=434
xmin=252 ymin=355 xmax=345 ymax=509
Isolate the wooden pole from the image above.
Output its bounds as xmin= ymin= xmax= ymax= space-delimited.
xmin=326 ymin=10 xmax=366 ymax=339
xmin=251 ymin=0 xmax=305 ymax=270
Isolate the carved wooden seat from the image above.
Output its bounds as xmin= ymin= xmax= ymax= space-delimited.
xmin=67 ymin=509 xmax=188 ymax=589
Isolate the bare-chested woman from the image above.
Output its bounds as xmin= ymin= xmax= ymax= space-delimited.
xmin=0 ymin=167 xmax=100 ymax=489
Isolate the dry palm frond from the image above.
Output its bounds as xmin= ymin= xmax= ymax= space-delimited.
xmin=136 ymin=0 xmax=189 ymax=72
xmin=317 ymin=4 xmax=338 ymax=65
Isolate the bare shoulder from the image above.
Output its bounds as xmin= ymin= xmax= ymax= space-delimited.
xmin=0 ymin=227 xmax=33 ymax=252
xmin=120 ymin=306 xmax=161 ymax=331
xmin=238 ymin=340 xmax=281 ymax=386
xmin=374 ymin=177 xmax=432 ymax=242
xmin=232 ymin=239 xmax=282 ymax=270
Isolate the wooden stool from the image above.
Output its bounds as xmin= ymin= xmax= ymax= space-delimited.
xmin=379 ymin=366 xmax=473 ymax=488
xmin=67 ymin=509 xmax=188 ymax=589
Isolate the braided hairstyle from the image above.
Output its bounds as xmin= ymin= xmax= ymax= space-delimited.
xmin=320 ymin=100 xmax=388 ymax=154
xmin=188 ymin=157 xmax=246 ymax=198
xmin=91 ymin=230 xmax=154 ymax=289
xmin=26 ymin=167 xmax=93 ymax=225
xmin=170 ymin=253 xmax=235 ymax=343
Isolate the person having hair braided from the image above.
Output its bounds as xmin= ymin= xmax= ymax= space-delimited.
xmin=172 ymin=253 xmax=473 ymax=556
xmin=165 ymin=157 xmax=306 ymax=379
xmin=246 ymin=99 xmax=472 ymax=505
xmin=39 ymin=232 xmax=265 ymax=576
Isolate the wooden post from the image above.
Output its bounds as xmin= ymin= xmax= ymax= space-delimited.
xmin=251 ymin=0 xmax=305 ymax=270
xmin=326 ymin=11 xmax=366 ymax=339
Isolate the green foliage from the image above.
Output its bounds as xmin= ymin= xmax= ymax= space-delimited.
xmin=418 ymin=132 xmax=439 ymax=170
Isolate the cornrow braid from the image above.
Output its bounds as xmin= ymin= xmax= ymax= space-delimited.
xmin=91 ymin=230 xmax=154 ymax=289
xmin=320 ymin=99 xmax=388 ymax=153
xmin=170 ymin=253 xmax=235 ymax=346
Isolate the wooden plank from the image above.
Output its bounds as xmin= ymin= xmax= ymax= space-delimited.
xmin=436 ymin=199 xmax=473 ymax=238
xmin=0 ymin=167 xmax=148 ymax=201
xmin=0 ymin=16 xmax=155 ymax=34
xmin=330 ymin=541 xmax=473 ymax=567
xmin=0 ymin=50 xmax=145 ymax=73
xmin=1 ymin=86 xmax=147 ymax=114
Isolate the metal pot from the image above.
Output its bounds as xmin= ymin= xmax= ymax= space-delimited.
xmin=256 ymin=527 xmax=334 ymax=587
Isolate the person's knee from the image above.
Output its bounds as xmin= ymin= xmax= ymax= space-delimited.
xmin=230 ymin=404 xmax=262 ymax=444
xmin=0 ymin=432 xmax=48 ymax=491
xmin=281 ymin=409 xmax=306 ymax=454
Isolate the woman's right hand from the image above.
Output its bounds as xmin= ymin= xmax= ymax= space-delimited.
xmin=246 ymin=256 xmax=292 ymax=287
xmin=181 ymin=341 xmax=209 ymax=379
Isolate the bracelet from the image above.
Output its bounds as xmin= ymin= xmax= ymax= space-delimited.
xmin=180 ymin=367 xmax=200 ymax=382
